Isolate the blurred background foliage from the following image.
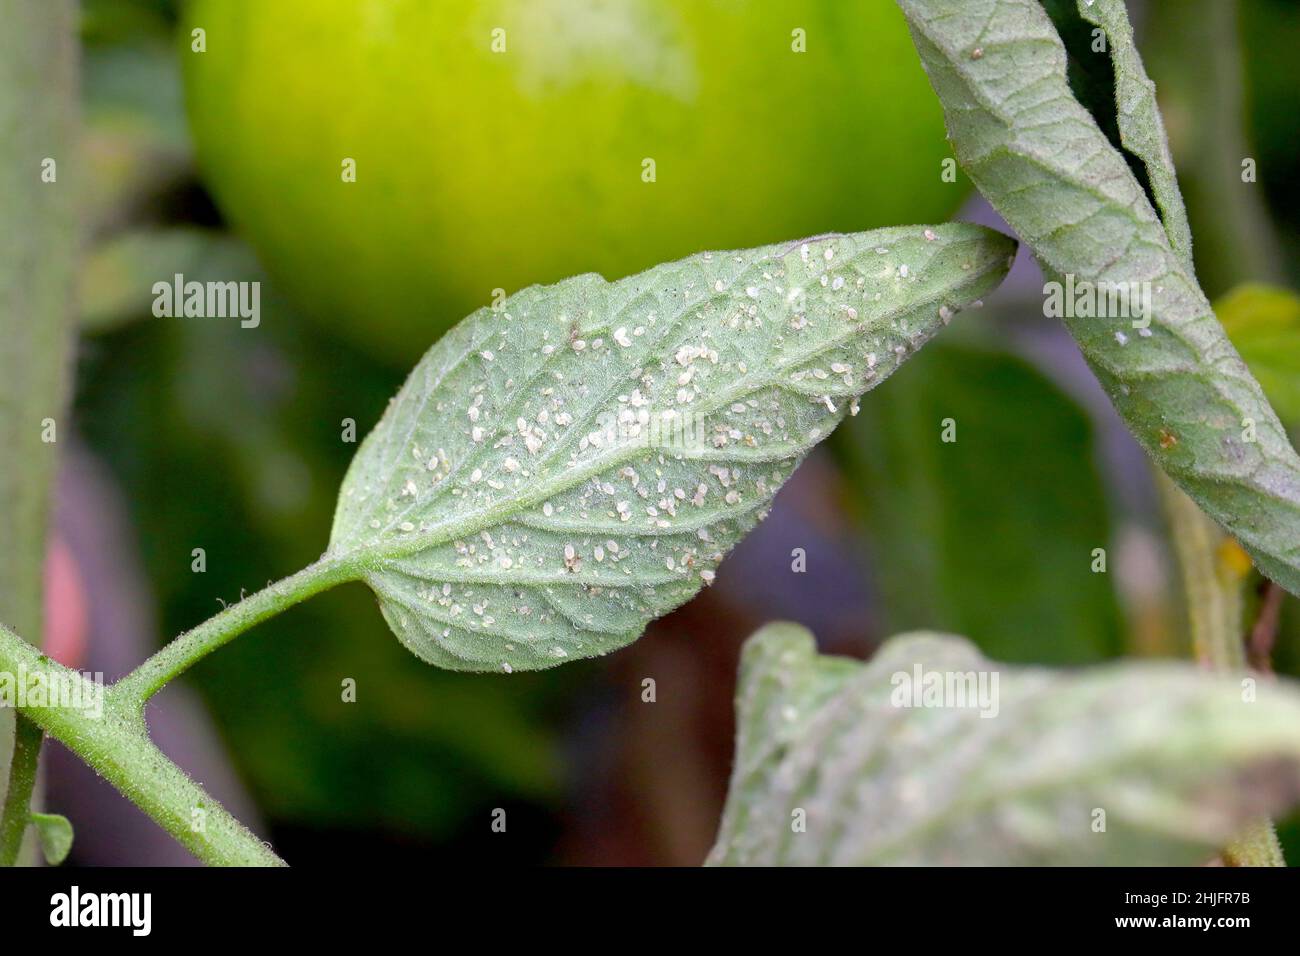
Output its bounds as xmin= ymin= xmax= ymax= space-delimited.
xmin=60 ymin=0 xmax=1300 ymax=864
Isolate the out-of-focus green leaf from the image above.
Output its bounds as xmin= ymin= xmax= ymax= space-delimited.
xmin=837 ymin=341 xmax=1122 ymax=664
xmin=83 ymin=39 xmax=191 ymax=233
xmin=30 ymin=813 xmax=73 ymax=866
xmin=1241 ymin=0 xmax=1300 ymax=240
xmin=80 ymin=228 xmax=261 ymax=332
xmin=85 ymin=42 xmax=189 ymax=152
xmin=1218 ymin=284 xmax=1300 ymax=427
xmin=708 ymin=622 xmax=1300 ymax=866
xmin=1143 ymin=0 xmax=1286 ymax=297
xmin=81 ymin=0 xmax=177 ymax=48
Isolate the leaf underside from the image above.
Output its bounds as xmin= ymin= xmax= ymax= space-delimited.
xmin=708 ymin=623 xmax=1300 ymax=866
xmin=330 ymin=225 xmax=1015 ymax=671
xmin=896 ymin=0 xmax=1300 ymax=596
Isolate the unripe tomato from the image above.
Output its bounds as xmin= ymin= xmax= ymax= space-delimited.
xmin=183 ymin=0 xmax=962 ymax=362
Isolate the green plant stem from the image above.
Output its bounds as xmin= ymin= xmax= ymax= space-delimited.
xmin=0 ymin=558 xmax=358 ymax=864
xmin=0 ymin=556 xmax=357 ymax=864
xmin=0 ymin=623 xmax=284 ymax=866
xmin=0 ymin=0 xmax=78 ymax=866
xmin=115 ymin=554 xmax=360 ymax=707
xmin=1156 ymin=471 xmax=1285 ymax=866
xmin=0 ymin=720 xmax=43 ymax=865
xmin=1159 ymin=472 xmax=1246 ymax=672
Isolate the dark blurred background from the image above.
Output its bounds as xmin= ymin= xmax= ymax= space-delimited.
xmin=42 ymin=0 xmax=1300 ymax=864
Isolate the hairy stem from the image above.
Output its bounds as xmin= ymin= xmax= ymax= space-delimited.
xmin=0 ymin=623 xmax=284 ymax=866
xmin=0 ymin=0 xmax=78 ymax=866
xmin=115 ymin=555 xmax=360 ymax=707
xmin=0 ymin=720 xmax=43 ymax=865
xmin=1158 ymin=472 xmax=1247 ymax=671
xmin=1157 ymin=471 xmax=1285 ymax=866
xmin=1 ymin=558 xmax=357 ymax=865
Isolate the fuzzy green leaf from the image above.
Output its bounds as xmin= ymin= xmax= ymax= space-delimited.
xmin=708 ymin=623 xmax=1300 ymax=866
xmin=330 ymin=225 xmax=1015 ymax=671
xmin=30 ymin=812 xmax=73 ymax=866
xmin=896 ymin=0 xmax=1300 ymax=596
xmin=1073 ymin=0 xmax=1194 ymax=269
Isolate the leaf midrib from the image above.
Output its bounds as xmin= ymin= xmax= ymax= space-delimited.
xmin=336 ymin=252 xmax=998 ymax=572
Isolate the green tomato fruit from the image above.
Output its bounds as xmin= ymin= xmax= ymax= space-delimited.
xmin=183 ymin=0 xmax=963 ymax=362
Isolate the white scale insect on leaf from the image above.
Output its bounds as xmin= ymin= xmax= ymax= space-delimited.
xmin=328 ymin=225 xmax=1015 ymax=671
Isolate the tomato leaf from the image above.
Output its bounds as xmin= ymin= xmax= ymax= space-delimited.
xmin=329 ymin=226 xmax=1015 ymax=671
xmin=708 ymin=622 xmax=1300 ymax=866
xmin=1072 ymin=0 xmax=1195 ymax=267
xmin=896 ymin=0 xmax=1300 ymax=597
